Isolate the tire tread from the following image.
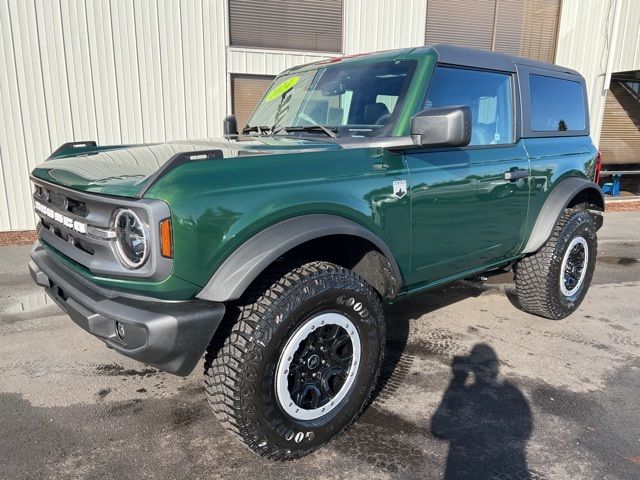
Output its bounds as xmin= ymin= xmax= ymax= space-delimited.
xmin=204 ymin=260 xmax=383 ymax=460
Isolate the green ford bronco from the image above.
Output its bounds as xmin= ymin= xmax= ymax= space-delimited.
xmin=29 ymin=45 xmax=603 ymax=459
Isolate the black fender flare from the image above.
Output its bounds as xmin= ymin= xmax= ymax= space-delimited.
xmin=196 ymin=214 xmax=403 ymax=302
xmin=522 ymin=177 xmax=604 ymax=254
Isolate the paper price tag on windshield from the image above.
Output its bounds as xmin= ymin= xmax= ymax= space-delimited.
xmin=266 ymin=76 xmax=300 ymax=101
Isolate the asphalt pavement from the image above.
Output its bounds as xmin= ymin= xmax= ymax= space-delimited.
xmin=1 ymin=212 xmax=639 ymax=480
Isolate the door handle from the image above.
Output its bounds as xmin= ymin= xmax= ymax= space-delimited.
xmin=504 ymin=169 xmax=529 ymax=181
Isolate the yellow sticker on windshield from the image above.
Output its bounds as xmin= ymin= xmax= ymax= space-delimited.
xmin=265 ymin=76 xmax=300 ymax=101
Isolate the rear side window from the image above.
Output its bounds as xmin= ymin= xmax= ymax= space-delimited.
xmin=529 ymin=75 xmax=586 ymax=132
xmin=425 ymin=66 xmax=514 ymax=145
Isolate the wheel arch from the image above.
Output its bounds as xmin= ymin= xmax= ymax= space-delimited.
xmin=522 ymin=177 xmax=604 ymax=254
xmin=196 ymin=214 xmax=403 ymax=302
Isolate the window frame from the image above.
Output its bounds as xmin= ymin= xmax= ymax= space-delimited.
xmin=246 ymin=60 xmax=419 ymax=138
xmin=518 ymin=65 xmax=590 ymax=138
xmin=227 ymin=0 xmax=344 ymax=54
xmin=420 ymin=63 xmax=520 ymax=149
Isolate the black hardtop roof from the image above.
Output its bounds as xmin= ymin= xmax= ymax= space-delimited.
xmin=288 ymin=44 xmax=582 ymax=79
xmin=429 ymin=44 xmax=582 ymax=77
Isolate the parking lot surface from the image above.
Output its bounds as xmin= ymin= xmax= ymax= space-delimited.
xmin=1 ymin=211 xmax=639 ymax=480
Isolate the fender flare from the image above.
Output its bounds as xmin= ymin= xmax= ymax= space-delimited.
xmin=196 ymin=214 xmax=403 ymax=302
xmin=522 ymin=177 xmax=604 ymax=254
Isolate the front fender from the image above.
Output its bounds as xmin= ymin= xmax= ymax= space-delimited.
xmin=195 ymin=214 xmax=403 ymax=302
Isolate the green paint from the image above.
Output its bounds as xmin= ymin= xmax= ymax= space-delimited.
xmin=30 ymin=46 xmax=599 ymax=301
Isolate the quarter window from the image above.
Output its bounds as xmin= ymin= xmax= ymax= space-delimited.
xmin=529 ymin=75 xmax=586 ymax=132
xmin=425 ymin=67 xmax=514 ymax=145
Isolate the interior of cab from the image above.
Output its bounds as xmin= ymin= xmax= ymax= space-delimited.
xmin=295 ymin=62 xmax=414 ymax=134
xmin=424 ymin=66 xmax=514 ymax=145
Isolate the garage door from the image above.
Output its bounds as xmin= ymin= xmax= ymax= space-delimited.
xmin=600 ymin=80 xmax=640 ymax=165
xmin=425 ymin=0 xmax=560 ymax=63
xmin=231 ymin=75 xmax=276 ymax=130
xmin=228 ymin=0 xmax=343 ymax=53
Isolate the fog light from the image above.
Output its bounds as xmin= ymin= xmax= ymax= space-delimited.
xmin=116 ymin=321 xmax=126 ymax=340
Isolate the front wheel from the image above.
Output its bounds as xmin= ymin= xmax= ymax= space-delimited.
xmin=204 ymin=261 xmax=385 ymax=459
xmin=514 ymin=208 xmax=598 ymax=320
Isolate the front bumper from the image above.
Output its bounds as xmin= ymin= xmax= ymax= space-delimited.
xmin=29 ymin=242 xmax=225 ymax=376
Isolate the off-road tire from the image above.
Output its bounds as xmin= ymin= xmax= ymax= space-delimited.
xmin=204 ymin=260 xmax=385 ymax=460
xmin=514 ymin=208 xmax=598 ymax=320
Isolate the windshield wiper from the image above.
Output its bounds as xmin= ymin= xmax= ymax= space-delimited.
xmin=283 ymin=125 xmax=338 ymax=138
xmin=241 ymin=125 xmax=271 ymax=135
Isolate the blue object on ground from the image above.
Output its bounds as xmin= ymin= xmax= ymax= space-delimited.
xmin=602 ymin=174 xmax=621 ymax=196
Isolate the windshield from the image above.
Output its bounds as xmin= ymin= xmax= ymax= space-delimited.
xmin=245 ymin=60 xmax=417 ymax=138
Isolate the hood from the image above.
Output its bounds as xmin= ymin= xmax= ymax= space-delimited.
xmin=31 ymin=136 xmax=342 ymax=197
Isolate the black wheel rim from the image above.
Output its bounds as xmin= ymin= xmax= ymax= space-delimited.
xmin=560 ymin=236 xmax=589 ymax=297
xmin=275 ymin=312 xmax=360 ymax=420
xmin=287 ymin=324 xmax=353 ymax=410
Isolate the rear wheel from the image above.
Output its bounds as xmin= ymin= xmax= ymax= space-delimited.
xmin=204 ymin=261 xmax=385 ymax=459
xmin=514 ymin=208 xmax=598 ymax=320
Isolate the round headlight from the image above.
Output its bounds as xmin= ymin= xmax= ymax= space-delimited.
xmin=114 ymin=209 xmax=148 ymax=268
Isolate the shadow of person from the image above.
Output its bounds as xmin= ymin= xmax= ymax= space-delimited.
xmin=431 ymin=343 xmax=533 ymax=480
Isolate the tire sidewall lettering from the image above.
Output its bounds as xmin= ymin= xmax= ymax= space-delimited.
xmin=257 ymin=284 xmax=382 ymax=448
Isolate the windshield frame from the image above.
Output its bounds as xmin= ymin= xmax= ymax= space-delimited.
xmin=244 ymin=59 xmax=419 ymax=140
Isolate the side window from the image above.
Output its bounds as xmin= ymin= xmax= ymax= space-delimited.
xmin=425 ymin=67 xmax=514 ymax=145
xmin=529 ymin=75 xmax=586 ymax=132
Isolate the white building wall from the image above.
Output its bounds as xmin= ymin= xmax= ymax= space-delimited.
xmin=343 ymin=0 xmax=427 ymax=54
xmin=0 ymin=0 xmax=227 ymax=231
xmin=2 ymin=0 xmax=637 ymax=232
xmin=226 ymin=48 xmax=335 ymax=76
xmin=225 ymin=0 xmax=426 ymax=78
xmin=556 ymin=0 xmax=640 ymax=146
xmin=612 ymin=0 xmax=640 ymax=73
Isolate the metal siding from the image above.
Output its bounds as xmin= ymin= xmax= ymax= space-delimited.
xmin=555 ymin=0 xmax=617 ymax=145
xmin=3 ymin=0 xmax=637 ymax=233
xmin=612 ymin=0 xmax=640 ymax=73
xmin=343 ymin=0 xmax=427 ymax=54
xmin=0 ymin=0 xmax=226 ymax=231
xmin=556 ymin=0 xmax=640 ymax=147
xmin=227 ymin=48 xmax=335 ymax=76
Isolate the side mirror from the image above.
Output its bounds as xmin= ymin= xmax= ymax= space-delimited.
xmin=224 ymin=115 xmax=238 ymax=135
xmin=410 ymin=106 xmax=471 ymax=147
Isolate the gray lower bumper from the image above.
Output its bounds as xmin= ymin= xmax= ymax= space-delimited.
xmin=29 ymin=243 xmax=225 ymax=376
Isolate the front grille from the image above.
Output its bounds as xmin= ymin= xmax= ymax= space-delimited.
xmin=48 ymin=190 xmax=66 ymax=209
xmin=35 ymin=185 xmax=89 ymax=218
xmin=31 ymin=177 xmax=172 ymax=281
xmin=68 ymin=198 xmax=88 ymax=217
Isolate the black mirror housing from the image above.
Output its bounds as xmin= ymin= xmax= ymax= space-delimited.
xmin=224 ymin=115 xmax=238 ymax=135
xmin=410 ymin=106 xmax=471 ymax=147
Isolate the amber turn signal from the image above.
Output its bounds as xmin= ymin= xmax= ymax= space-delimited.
xmin=159 ymin=218 xmax=173 ymax=258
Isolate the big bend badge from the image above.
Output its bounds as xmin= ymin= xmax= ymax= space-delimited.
xmin=393 ymin=180 xmax=407 ymax=199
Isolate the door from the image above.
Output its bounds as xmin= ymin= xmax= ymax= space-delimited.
xmin=406 ymin=66 xmax=530 ymax=286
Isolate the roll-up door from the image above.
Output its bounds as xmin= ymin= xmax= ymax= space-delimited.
xmin=231 ymin=75 xmax=276 ymax=130
xmin=600 ymin=80 xmax=640 ymax=166
xmin=229 ymin=0 xmax=343 ymax=53
xmin=425 ymin=0 xmax=560 ymax=63
xmin=425 ymin=0 xmax=496 ymax=50
xmin=493 ymin=0 xmax=559 ymax=62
